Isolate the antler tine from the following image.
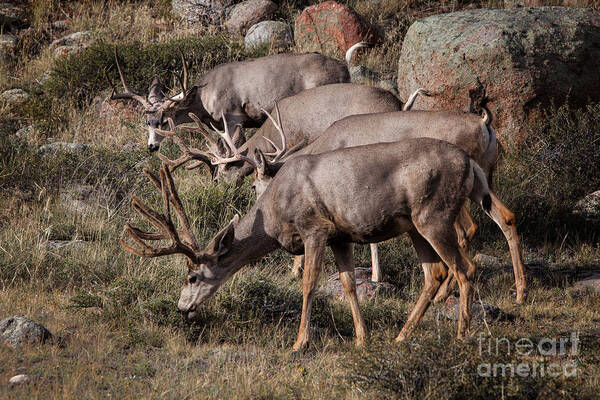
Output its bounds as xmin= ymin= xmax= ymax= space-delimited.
xmin=178 ymin=48 xmax=188 ymax=93
xmin=261 ymin=102 xmax=287 ymax=162
xmin=155 ymin=118 xmax=216 ymax=173
xmin=109 ymin=48 xmax=152 ymax=109
xmin=121 ymin=164 xmax=201 ymax=261
xmin=160 ymin=164 xmax=200 ymax=250
xmin=188 ymin=113 xmax=218 ymax=149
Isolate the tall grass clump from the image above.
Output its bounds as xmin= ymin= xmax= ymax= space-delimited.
xmin=474 ymin=102 xmax=600 ymax=246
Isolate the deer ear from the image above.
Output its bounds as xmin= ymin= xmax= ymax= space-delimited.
xmin=254 ymin=149 xmax=266 ymax=176
xmin=208 ymin=217 xmax=237 ymax=258
xmin=180 ymin=86 xmax=199 ymax=108
xmin=232 ymin=125 xmax=246 ymax=148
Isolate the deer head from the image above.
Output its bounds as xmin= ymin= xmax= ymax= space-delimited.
xmin=106 ymin=48 xmax=205 ymax=152
xmin=120 ymin=163 xmax=241 ymax=319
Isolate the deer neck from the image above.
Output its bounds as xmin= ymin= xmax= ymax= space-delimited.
xmin=219 ymin=205 xmax=280 ymax=273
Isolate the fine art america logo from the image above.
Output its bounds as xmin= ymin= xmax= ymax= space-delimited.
xmin=477 ymin=332 xmax=579 ymax=378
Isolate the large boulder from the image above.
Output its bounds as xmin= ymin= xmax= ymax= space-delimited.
xmin=0 ymin=316 xmax=53 ymax=347
xmin=0 ymin=3 xmax=27 ymax=27
xmin=295 ymin=1 xmax=379 ymax=58
xmin=50 ymin=31 xmax=94 ymax=59
xmin=224 ymin=0 xmax=277 ymax=35
xmin=397 ymin=7 xmax=600 ymax=143
xmin=244 ymin=20 xmax=293 ymax=49
xmin=171 ymin=0 xmax=238 ymax=24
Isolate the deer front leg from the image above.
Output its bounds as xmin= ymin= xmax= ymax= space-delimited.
xmin=488 ymin=192 xmax=527 ymax=304
xmin=370 ymin=243 xmax=382 ymax=282
xmin=396 ymin=230 xmax=447 ymax=342
xmin=331 ymin=241 xmax=367 ymax=347
xmin=292 ymin=255 xmax=304 ymax=279
xmin=293 ymin=237 xmax=326 ymax=351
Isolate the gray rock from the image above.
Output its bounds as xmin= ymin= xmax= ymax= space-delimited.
xmin=171 ymin=0 xmax=238 ymax=24
xmin=573 ymin=273 xmax=600 ymax=293
xmin=442 ymin=296 xmax=501 ymax=322
xmin=225 ymin=0 xmax=277 ymax=35
xmin=244 ymin=20 xmax=293 ymax=49
xmin=0 ymin=34 xmax=17 ymax=57
xmin=573 ymin=190 xmax=600 ymax=220
xmin=397 ymin=7 xmax=600 ymax=143
xmin=0 ymin=316 xmax=53 ymax=347
xmin=59 ymin=183 xmax=123 ymax=215
xmin=50 ymin=31 xmax=94 ymax=59
xmin=320 ymin=267 xmax=395 ymax=301
xmin=38 ymin=141 xmax=90 ymax=154
xmin=15 ymin=125 xmax=34 ymax=138
xmin=0 ymin=3 xmax=26 ymax=27
xmin=349 ymin=65 xmax=380 ymax=84
xmin=38 ymin=70 xmax=54 ymax=86
xmin=50 ymin=31 xmax=93 ymax=48
xmin=8 ymin=374 xmax=32 ymax=386
xmin=52 ymin=20 xmax=69 ymax=30
xmin=1 ymin=88 xmax=29 ymax=105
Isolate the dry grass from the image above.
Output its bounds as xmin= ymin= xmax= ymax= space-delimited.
xmin=1 ymin=0 xmax=600 ymax=398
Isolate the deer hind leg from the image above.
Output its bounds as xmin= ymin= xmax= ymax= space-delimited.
xmin=331 ymin=242 xmax=367 ymax=347
xmin=292 ymin=255 xmax=304 ymax=278
xmin=488 ymin=192 xmax=527 ymax=304
xmin=396 ymin=230 xmax=448 ymax=342
xmin=416 ymin=222 xmax=476 ymax=339
xmin=370 ymin=243 xmax=382 ymax=282
xmin=433 ymin=205 xmax=477 ymax=303
xmin=293 ymin=236 xmax=326 ymax=351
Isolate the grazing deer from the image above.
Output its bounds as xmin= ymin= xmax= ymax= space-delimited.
xmin=230 ymin=108 xmax=526 ymax=304
xmin=122 ymin=137 xmax=496 ymax=350
xmin=106 ymin=43 xmax=368 ymax=152
xmin=200 ymin=85 xmax=428 ymax=184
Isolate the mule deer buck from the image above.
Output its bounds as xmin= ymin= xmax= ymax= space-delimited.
xmin=221 ymin=107 xmax=527 ymax=304
xmin=106 ymin=43 xmax=368 ymax=152
xmin=122 ymin=137 xmax=496 ymax=350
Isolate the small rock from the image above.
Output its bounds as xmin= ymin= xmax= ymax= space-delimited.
xmin=573 ymin=190 xmax=600 ymax=221
xmin=244 ymin=21 xmax=294 ymax=49
xmin=573 ymin=273 xmax=600 ymax=293
xmin=38 ymin=70 xmax=54 ymax=86
xmin=349 ymin=65 xmax=380 ymax=84
xmin=473 ymin=253 xmax=502 ymax=266
xmin=0 ymin=316 xmax=53 ymax=347
xmin=0 ymin=33 xmax=17 ymax=56
xmin=320 ymin=267 xmax=395 ymax=301
xmin=50 ymin=31 xmax=93 ymax=48
xmin=225 ymin=0 xmax=277 ymax=36
xmin=52 ymin=20 xmax=69 ymax=30
xmin=8 ymin=374 xmax=32 ymax=386
xmin=15 ymin=125 xmax=34 ymax=138
xmin=38 ymin=141 xmax=90 ymax=154
xmin=1 ymin=88 xmax=30 ymax=105
xmin=59 ymin=183 xmax=123 ymax=215
xmin=442 ymin=295 xmax=501 ymax=322
xmin=0 ymin=3 xmax=26 ymax=27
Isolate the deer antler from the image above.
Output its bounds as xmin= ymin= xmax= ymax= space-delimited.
xmin=166 ymin=48 xmax=189 ymax=103
xmin=261 ymin=102 xmax=288 ymax=162
xmin=121 ymin=164 xmax=201 ymax=262
xmin=203 ymin=113 xmax=258 ymax=169
xmin=105 ymin=48 xmax=152 ymax=109
xmin=154 ymin=118 xmax=215 ymax=173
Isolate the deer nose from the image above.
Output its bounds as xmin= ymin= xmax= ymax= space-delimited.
xmin=148 ymin=143 xmax=159 ymax=152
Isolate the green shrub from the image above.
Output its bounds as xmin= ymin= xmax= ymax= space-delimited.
xmin=475 ymin=102 xmax=600 ymax=246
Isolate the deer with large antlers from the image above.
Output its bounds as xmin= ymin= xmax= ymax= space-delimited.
xmin=245 ymin=107 xmax=527 ymax=304
xmin=122 ymin=136 xmax=496 ymax=350
xmin=106 ymin=43 xmax=369 ymax=152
